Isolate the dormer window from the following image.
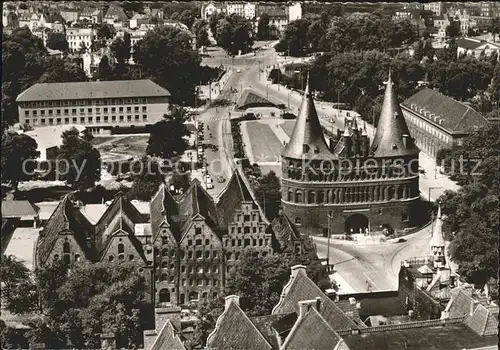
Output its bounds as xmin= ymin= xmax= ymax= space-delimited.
xmin=314 ymin=147 xmax=320 ymax=154
xmin=393 ymin=112 xmax=398 ymax=119
xmin=392 ymin=144 xmax=398 ymax=150
xmin=303 ymin=144 xmax=310 ymax=153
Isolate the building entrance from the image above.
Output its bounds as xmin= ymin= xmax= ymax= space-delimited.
xmin=345 ymin=213 xmax=369 ymax=234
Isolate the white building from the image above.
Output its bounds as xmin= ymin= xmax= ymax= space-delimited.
xmin=287 ymin=3 xmax=302 ymax=22
xmin=16 ymin=80 xmax=171 ymax=135
xmin=66 ymin=28 xmax=97 ymax=53
xmin=424 ymin=2 xmax=444 ymax=16
xmin=129 ymin=13 xmax=149 ymax=29
xmin=227 ymin=2 xmax=245 ymax=17
xmin=455 ymin=38 xmax=500 ymax=60
xmin=201 ymin=1 xmax=226 ymax=20
xmin=433 ymin=15 xmax=450 ymax=40
xmin=244 ymin=2 xmax=256 ymax=19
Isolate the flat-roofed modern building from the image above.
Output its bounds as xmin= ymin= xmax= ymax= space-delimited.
xmin=16 ymin=79 xmax=171 ymax=135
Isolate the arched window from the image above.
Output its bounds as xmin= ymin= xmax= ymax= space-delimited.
xmin=159 ymin=289 xmax=170 ymax=303
xmin=296 ymin=191 xmax=303 ymax=203
xmin=63 ymin=255 xmax=70 ymax=265
xmin=129 ymin=255 xmax=134 ymax=261
xmin=318 ymin=191 xmax=324 ymax=204
xmin=118 ymin=243 xmax=124 ymax=254
xmin=54 ymin=254 xmax=59 ymax=260
xmin=161 ymin=274 xmax=168 ymax=281
xmin=162 ymin=248 xmax=168 ymax=256
xmin=288 ymin=189 xmax=293 ymax=202
xmin=309 ymin=191 xmax=316 ymax=204
xmin=109 ymin=255 xmax=114 ymax=262
xmin=63 ymin=242 xmax=70 ymax=253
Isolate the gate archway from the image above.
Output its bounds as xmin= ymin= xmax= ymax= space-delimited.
xmin=345 ymin=213 xmax=369 ymax=234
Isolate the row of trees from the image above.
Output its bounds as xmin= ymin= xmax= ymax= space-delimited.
xmin=438 ymin=122 xmax=499 ymax=286
xmin=0 ymin=256 xmax=148 ymax=349
xmin=210 ymin=13 xmax=254 ymax=55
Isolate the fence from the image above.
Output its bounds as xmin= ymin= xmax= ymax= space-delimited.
xmin=337 ymin=316 xmax=466 ymax=336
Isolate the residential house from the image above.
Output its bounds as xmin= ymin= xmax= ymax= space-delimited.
xmin=448 ymin=8 xmax=477 ymax=35
xmin=455 ymin=38 xmax=500 ymax=59
xmin=104 ymin=4 xmax=128 ymax=27
xmin=480 ymin=1 xmax=495 ymax=17
xmin=401 ymin=87 xmax=490 ymax=158
xmin=143 ymin=6 xmax=164 ymax=21
xmin=433 ymin=15 xmax=450 ymax=40
xmin=2 ymin=11 xmax=19 ymax=28
xmin=244 ymin=2 xmax=256 ymax=20
xmin=1 ymin=200 xmax=40 ymax=228
xmin=226 ymin=2 xmax=245 ymax=17
xmin=129 ymin=13 xmax=149 ymax=29
xmin=255 ymin=7 xmax=288 ymax=35
xmin=287 ymin=3 xmax=302 ymax=22
xmin=78 ymin=6 xmax=102 ymax=24
xmin=424 ymin=2 xmax=444 ymax=16
xmin=201 ymin=1 xmax=226 ymax=20
xmin=66 ymin=27 xmax=96 ymax=53
xmin=60 ymin=9 xmax=80 ymax=23
xmin=34 ymin=193 xmax=154 ymax=303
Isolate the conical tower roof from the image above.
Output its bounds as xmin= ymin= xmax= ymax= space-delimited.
xmin=282 ymin=74 xmax=333 ymax=159
xmin=371 ymin=70 xmax=419 ymax=157
xmin=430 ymin=205 xmax=445 ymax=248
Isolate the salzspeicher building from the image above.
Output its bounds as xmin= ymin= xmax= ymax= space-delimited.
xmin=281 ymin=73 xmax=420 ymax=235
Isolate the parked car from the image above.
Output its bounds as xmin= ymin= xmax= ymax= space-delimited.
xmin=210 ymin=145 xmax=219 ymax=151
xmin=217 ymin=176 xmax=225 ymax=183
xmin=236 ymin=69 xmax=241 ymax=73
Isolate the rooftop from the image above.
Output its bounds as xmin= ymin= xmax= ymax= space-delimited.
xmin=342 ymin=324 xmax=498 ymax=349
xmin=1 ymin=200 xmax=39 ymax=218
xmin=16 ymin=79 xmax=171 ymax=102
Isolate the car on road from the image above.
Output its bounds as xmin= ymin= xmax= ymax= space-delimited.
xmin=236 ymin=69 xmax=241 ymax=73
xmin=210 ymin=145 xmax=219 ymax=151
xmin=217 ymin=176 xmax=225 ymax=183
xmin=206 ymin=182 xmax=214 ymax=189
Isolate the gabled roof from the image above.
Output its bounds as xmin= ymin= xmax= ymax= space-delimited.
xmin=250 ymin=312 xmax=297 ymax=349
xmin=217 ymin=168 xmax=256 ymax=228
xmin=456 ymin=38 xmax=486 ymax=50
xmin=37 ymin=195 xmax=92 ymax=264
xmin=271 ymin=212 xmax=302 ymax=249
xmin=104 ymin=5 xmax=128 ymax=21
xmin=207 ymin=298 xmax=273 ymax=350
xmin=1 ymin=200 xmax=39 ymax=218
xmin=371 ymin=71 xmax=419 ymax=157
xmin=282 ymin=306 xmax=345 ymax=350
xmin=272 ymin=267 xmax=359 ymax=331
xmin=430 ymin=205 xmax=445 ymax=248
xmin=402 ymin=88 xmax=489 ymax=133
xmin=466 ymin=303 xmax=499 ymax=336
xmin=151 ymin=319 xmax=186 ymax=350
xmin=448 ymin=287 xmax=477 ymax=319
xmin=336 ymin=300 xmax=367 ymax=328
xmin=282 ymin=75 xmax=334 ymax=160
xmin=150 ymin=184 xmax=177 ymax=240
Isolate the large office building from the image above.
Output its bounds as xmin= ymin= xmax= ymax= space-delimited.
xmin=16 ymin=80 xmax=170 ymax=135
xmin=401 ymin=88 xmax=489 ymax=159
xmin=281 ymin=73 xmax=421 ymax=236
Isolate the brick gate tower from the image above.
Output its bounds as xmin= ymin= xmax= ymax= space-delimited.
xmin=280 ymin=72 xmax=420 ymax=235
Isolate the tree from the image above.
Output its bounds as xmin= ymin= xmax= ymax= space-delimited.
xmin=57 ymin=127 xmax=101 ymax=190
xmin=0 ymin=255 xmax=38 ymax=315
xmin=98 ymin=55 xmax=112 ymax=81
xmin=46 ymin=32 xmax=69 ymax=52
xmin=133 ymin=26 xmax=202 ymax=104
xmin=97 ymin=23 xmax=115 ymax=42
xmin=77 ymin=41 xmax=87 ymax=55
xmin=214 ymin=14 xmax=254 ymax=55
xmin=28 ymin=262 xmax=147 ymax=349
xmin=126 ymin=156 xmax=164 ymax=201
xmin=254 ymin=171 xmax=281 ymax=221
xmin=276 ymin=19 xmax=311 ymax=56
xmin=489 ymin=62 xmax=500 ymax=106
xmin=146 ymin=105 xmax=192 ymax=158
xmin=257 ymin=13 xmax=270 ymax=40
xmin=490 ymin=17 xmax=500 ymax=42
xmin=209 ymin=12 xmax=226 ymax=38
xmin=110 ymin=32 xmax=131 ymax=65
xmin=192 ymin=19 xmax=210 ymax=49
xmin=1 ymin=132 xmax=40 ymax=186
xmin=38 ymin=58 xmax=87 ymax=83
xmin=446 ymin=20 xmax=461 ymax=38
xmin=179 ymin=9 xmax=197 ymax=30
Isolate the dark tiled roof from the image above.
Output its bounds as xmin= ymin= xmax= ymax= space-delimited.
xmin=37 ymin=196 xmax=92 ymax=265
xmin=150 ymin=184 xmax=177 ymax=241
xmin=104 ymin=5 xmax=128 ymax=21
xmin=217 ymin=169 xmax=255 ymax=229
xmin=449 ymin=288 xmax=476 ymax=319
xmin=270 ymin=212 xmax=302 ymax=250
xmin=402 ymin=88 xmax=489 ymax=133
xmin=16 ymin=80 xmax=171 ymax=102
xmin=273 ymin=270 xmax=359 ymax=331
xmin=250 ymin=313 xmax=297 ymax=349
xmin=371 ymin=72 xmax=419 ymax=157
xmin=456 ymin=38 xmax=485 ymax=50
xmin=177 ymin=179 xmax=221 ymax=231
xmin=282 ymin=78 xmax=334 ymax=160
xmin=2 ymin=200 xmax=39 ymax=218
xmin=282 ymin=307 xmax=343 ymax=350
xmin=207 ymin=301 xmax=273 ymax=350
xmin=357 ymin=296 xmax=407 ymax=319
xmin=343 ymin=324 xmax=498 ymax=350
xmin=336 ymin=300 xmax=366 ymax=327
xmin=151 ymin=320 xmax=186 ymax=350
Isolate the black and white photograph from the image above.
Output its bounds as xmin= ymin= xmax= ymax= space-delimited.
xmin=1 ymin=1 xmax=499 ymax=349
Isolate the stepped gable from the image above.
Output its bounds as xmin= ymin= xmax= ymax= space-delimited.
xmin=150 ymin=183 xmax=179 ymax=241
xmin=370 ymin=70 xmax=419 ymax=158
xmin=272 ymin=266 xmax=359 ymax=331
xmin=217 ymin=168 xmax=269 ymax=227
xmin=37 ymin=195 xmax=92 ymax=265
xmin=282 ymin=73 xmax=333 ymax=159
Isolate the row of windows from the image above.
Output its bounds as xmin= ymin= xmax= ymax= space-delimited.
xmin=24 ymin=106 xmax=147 ymax=116
xmin=158 ymin=290 xmax=219 ymax=304
xmin=158 ymin=275 xmax=220 ymax=287
xmin=224 ymin=238 xmax=269 ymax=248
xmin=226 ymin=251 xmax=269 ymax=261
xmin=21 ymin=98 xmax=148 ymax=108
xmin=229 ymin=225 xmax=264 ymax=234
xmin=156 ymin=249 xmax=219 ymax=260
xmin=25 ymin=115 xmax=148 ymax=126
xmin=235 ymin=213 xmax=259 ymax=222
xmin=160 ymin=263 xmax=220 ymax=274
xmin=403 ymin=111 xmax=450 ymax=143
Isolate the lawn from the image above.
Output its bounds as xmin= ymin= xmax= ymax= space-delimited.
xmin=94 ymin=135 xmax=149 ymax=162
xmin=244 ymin=121 xmax=283 ymax=163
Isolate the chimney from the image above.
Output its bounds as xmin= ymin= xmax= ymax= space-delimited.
xmin=402 ymin=134 xmax=410 ymax=148
xmin=225 ymin=295 xmax=240 ymax=310
xmin=298 ymin=299 xmax=320 ymax=319
xmin=155 ymin=306 xmax=181 ymax=333
xmin=470 ymin=300 xmax=480 ymax=316
xmin=100 ymin=332 xmax=116 ymax=350
xmin=291 ymin=265 xmax=307 ymax=279
xmin=315 ymin=297 xmax=322 ymax=313
xmin=143 ymin=329 xmax=157 ymax=350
